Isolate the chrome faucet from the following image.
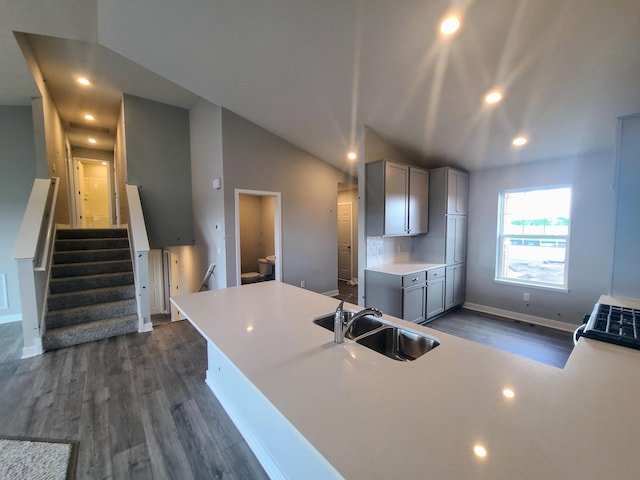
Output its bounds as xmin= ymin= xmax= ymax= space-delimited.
xmin=334 ymin=296 xmax=382 ymax=344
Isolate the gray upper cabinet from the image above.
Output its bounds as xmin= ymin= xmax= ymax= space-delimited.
xmin=383 ymin=162 xmax=409 ymax=235
xmin=446 ymin=168 xmax=469 ymax=215
xmin=408 ymin=167 xmax=429 ymax=235
xmin=366 ymin=160 xmax=429 ymax=236
xmin=413 ymin=167 xmax=468 ymax=264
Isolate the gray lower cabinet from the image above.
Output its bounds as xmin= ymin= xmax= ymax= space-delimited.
xmin=402 ymin=282 xmax=426 ymax=323
xmin=366 ymin=268 xmax=446 ymax=323
xmin=445 ymin=264 xmax=466 ymax=310
xmin=425 ymin=268 xmax=445 ymax=319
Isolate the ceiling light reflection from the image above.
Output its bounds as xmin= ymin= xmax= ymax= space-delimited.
xmin=77 ymin=77 xmax=91 ymax=86
xmin=88 ymin=138 xmax=97 ymax=144
xmin=84 ymin=114 xmax=95 ymax=121
xmin=512 ymin=136 xmax=528 ymax=146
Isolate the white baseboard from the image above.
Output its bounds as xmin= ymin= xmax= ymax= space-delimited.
xmin=322 ymin=289 xmax=339 ymax=297
xmin=0 ymin=313 xmax=22 ymax=324
xmin=22 ymin=340 xmax=43 ymax=358
xmin=462 ymin=302 xmax=576 ymax=332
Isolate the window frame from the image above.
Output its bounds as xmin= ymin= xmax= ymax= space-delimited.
xmin=495 ymin=185 xmax=572 ymax=292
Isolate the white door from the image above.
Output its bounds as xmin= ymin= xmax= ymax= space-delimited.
xmin=165 ymin=251 xmax=182 ymax=321
xmin=148 ymin=249 xmax=164 ymax=315
xmin=74 ymin=158 xmax=112 ymax=228
xmin=338 ymin=203 xmax=353 ymax=281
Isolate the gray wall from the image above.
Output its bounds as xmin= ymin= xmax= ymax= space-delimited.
xmin=221 ymin=109 xmax=353 ymax=293
xmin=611 ymin=114 xmax=640 ymax=299
xmin=124 ymin=94 xmax=193 ymax=248
xmin=0 ymin=106 xmax=36 ymax=321
xmin=189 ymin=99 xmax=226 ymax=290
xmin=466 ymin=152 xmax=616 ymax=326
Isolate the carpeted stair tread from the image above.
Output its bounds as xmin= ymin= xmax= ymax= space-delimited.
xmin=49 ymin=272 xmax=135 ymax=294
xmin=46 ymin=298 xmax=137 ymax=330
xmin=47 ymin=284 xmax=136 ymax=311
xmin=56 ymin=228 xmax=128 ymax=239
xmin=53 ymin=248 xmax=131 ymax=264
xmin=42 ymin=315 xmax=138 ymax=351
xmin=51 ymin=259 xmax=133 ymax=278
xmin=55 ymin=238 xmax=130 ymax=251
xmin=44 ymin=227 xmax=139 ymax=351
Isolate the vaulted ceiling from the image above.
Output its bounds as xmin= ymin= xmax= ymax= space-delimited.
xmin=2 ymin=0 xmax=640 ymax=172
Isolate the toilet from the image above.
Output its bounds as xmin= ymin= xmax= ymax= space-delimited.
xmin=241 ymin=257 xmax=273 ymax=284
xmin=258 ymin=258 xmax=273 ymax=277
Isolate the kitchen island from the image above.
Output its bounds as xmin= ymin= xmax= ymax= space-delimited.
xmin=172 ymin=282 xmax=640 ymax=479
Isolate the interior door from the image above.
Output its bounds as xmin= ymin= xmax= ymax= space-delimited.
xmin=165 ymin=251 xmax=182 ymax=321
xmin=337 ymin=203 xmax=353 ymax=281
xmin=148 ymin=249 xmax=164 ymax=315
xmin=77 ymin=160 xmax=111 ymax=228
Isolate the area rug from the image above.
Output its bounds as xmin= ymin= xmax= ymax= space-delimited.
xmin=0 ymin=435 xmax=78 ymax=480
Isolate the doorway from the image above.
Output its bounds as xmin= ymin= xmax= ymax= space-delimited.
xmin=338 ymin=183 xmax=358 ymax=298
xmin=73 ymin=157 xmax=113 ymax=228
xmin=235 ymin=189 xmax=282 ymax=286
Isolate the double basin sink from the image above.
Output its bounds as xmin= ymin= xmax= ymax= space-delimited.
xmin=313 ymin=311 xmax=439 ymax=362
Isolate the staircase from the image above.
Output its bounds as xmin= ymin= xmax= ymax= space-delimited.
xmin=43 ymin=228 xmax=139 ymax=351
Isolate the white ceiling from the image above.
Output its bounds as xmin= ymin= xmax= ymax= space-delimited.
xmin=2 ymin=0 xmax=640 ymax=172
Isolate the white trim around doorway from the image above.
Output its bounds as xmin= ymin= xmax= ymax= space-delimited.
xmin=234 ymin=189 xmax=283 ymax=287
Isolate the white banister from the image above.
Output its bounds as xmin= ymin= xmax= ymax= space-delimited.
xmin=13 ymin=178 xmax=59 ymax=357
xmin=126 ymin=184 xmax=152 ymax=333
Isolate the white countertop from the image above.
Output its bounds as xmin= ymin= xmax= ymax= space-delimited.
xmin=173 ymin=282 xmax=640 ymax=480
xmin=365 ymin=262 xmax=445 ymax=275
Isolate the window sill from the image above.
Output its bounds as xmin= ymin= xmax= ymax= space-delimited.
xmin=494 ymin=278 xmax=569 ymax=293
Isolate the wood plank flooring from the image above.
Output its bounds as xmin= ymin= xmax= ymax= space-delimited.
xmin=0 ymin=306 xmax=575 ymax=479
xmin=426 ymin=308 xmax=575 ymax=368
xmin=0 ymin=321 xmax=267 ymax=480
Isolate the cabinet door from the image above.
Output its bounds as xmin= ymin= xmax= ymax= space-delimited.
xmin=426 ymin=277 xmax=445 ymax=319
xmin=445 ymin=215 xmax=467 ymax=264
xmin=402 ymin=283 xmax=426 ymax=323
xmin=408 ymin=167 xmax=429 ymax=234
xmin=445 ymin=264 xmax=466 ymax=310
xmin=447 ymin=169 xmax=469 ymax=215
xmin=384 ymin=162 xmax=409 ymax=235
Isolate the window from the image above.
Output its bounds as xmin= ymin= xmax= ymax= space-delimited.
xmin=496 ymin=186 xmax=571 ymax=289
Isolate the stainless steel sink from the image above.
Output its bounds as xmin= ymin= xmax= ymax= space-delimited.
xmin=313 ymin=312 xmax=439 ymax=361
xmin=355 ymin=326 xmax=439 ymax=361
xmin=312 ymin=311 xmax=384 ymax=339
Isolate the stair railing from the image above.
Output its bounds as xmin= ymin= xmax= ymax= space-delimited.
xmin=13 ymin=177 xmax=59 ymax=357
xmin=125 ymin=184 xmax=152 ymax=332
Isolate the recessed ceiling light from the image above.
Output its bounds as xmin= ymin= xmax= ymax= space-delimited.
xmin=484 ymin=90 xmax=503 ymax=104
xmin=473 ymin=445 xmax=488 ymax=458
xmin=84 ymin=114 xmax=95 ymax=121
xmin=347 ymin=151 xmax=357 ymax=160
xmin=502 ymin=388 xmax=515 ymax=399
xmin=440 ymin=16 xmax=461 ymax=36
xmin=512 ymin=136 xmax=528 ymax=147
xmin=77 ymin=76 xmax=91 ymax=86
xmin=88 ymin=138 xmax=97 ymax=144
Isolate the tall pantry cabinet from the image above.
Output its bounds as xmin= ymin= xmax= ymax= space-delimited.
xmin=413 ymin=167 xmax=468 ymax=311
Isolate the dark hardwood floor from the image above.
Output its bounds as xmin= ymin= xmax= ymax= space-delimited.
xmin=0 ymin=321 xmax=267 ymax=480
xmin=0 ymin=305 xmax=575 ymax=479
xmin=426 ymin=308 xmax=575 ymax=368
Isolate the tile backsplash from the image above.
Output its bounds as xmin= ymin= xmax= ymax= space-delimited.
xmin=366 ymin=236 xmax=410 ymax=266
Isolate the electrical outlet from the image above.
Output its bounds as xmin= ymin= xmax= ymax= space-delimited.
xmin=300 ymin=280 xmax=306 ymax=288
xmin=523 ymin=292 xmax=530 ymax=301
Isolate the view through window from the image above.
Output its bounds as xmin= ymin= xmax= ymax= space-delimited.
xmin=496 ymin=186 xmax=571 ymax=289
